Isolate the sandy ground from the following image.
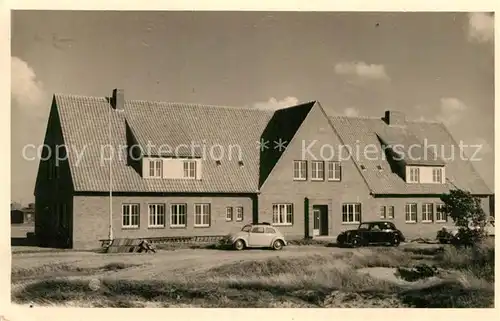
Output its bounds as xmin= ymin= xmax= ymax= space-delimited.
xmin=10 ymin=223 xmax=34 ymax=238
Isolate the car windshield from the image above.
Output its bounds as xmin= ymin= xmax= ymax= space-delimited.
xmin=241 ymin=225 xmax=252 ymax=232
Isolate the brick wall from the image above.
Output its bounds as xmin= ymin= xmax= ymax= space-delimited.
xmin=258 ymin=103 xmax=372 ymax=239
xmin=34 ymin=100 xmax=74 ymax=248
xmin=72 ymin=195 xmax=254 ymax=249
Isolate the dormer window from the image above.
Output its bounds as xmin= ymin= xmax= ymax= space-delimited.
xmin=149 ymin=159 xmax=162 ymax=178
xmin=408 ymin=167 xmax=420 ymax=183
xmin=406 ymin=166 xmax=445 ymax=184
xmin=183 ymin=160 xmax=196 ymax=179
xmin=432 ymin=168 xmax=442 ymax=183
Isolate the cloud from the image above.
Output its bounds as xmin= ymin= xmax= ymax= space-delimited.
xmin=343 ymin=107 xmax=360 ymax=117
xmin=11 ymin=56 xmax=45 ymax=112
xmin=334 ymin=61 xmax=390 ymax=81
xmin=436 ymin=97 xmax=467 ymax=126
xmin=467 ymin=12 xmax=494 ymax=43
xmin=252 ymin=96 xmax=299 ymax=110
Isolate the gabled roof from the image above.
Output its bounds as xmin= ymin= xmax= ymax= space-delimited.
xmin=329 ymin=116 xmax=491 ymax=195
xmin=53 ymin=93 xmax=313 ymax=193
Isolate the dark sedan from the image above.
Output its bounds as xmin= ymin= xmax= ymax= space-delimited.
xmin=336 ymin=221 xmax=405 ymax=247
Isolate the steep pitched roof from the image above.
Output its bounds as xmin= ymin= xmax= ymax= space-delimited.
xmin=328 ymin=116 xmax=491 ymax=195
xmin=53 ymin=93 xmax=312 ymax=193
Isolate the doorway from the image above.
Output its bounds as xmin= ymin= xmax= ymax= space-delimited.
xmin=312 ymin=205 xmax=329 ymax=236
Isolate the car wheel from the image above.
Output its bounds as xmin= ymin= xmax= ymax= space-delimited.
xmin=233 ymin=239 xmax=245 ymax=251
xmin=272 ymin=240 xmax=284 ymax=251
xmin=391 ymin=235 xmax=400 ymax=247
xmin=351 ymin=237 xmax=361 ymax=248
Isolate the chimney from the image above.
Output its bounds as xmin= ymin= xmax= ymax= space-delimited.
xmin=384 ymin=110 xmax=406 ymax=126
xmin=111 ymin=88 xmax=125 ymax=110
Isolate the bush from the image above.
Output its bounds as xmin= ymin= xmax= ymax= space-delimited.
xmin=440 ymin=189 xmax=489 ymax=246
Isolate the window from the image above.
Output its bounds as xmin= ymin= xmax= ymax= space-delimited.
xmin=149 ymin=159 xmax=162 ymax=178
xmin=328 ymin=161 xmax=341 ymax=181
xmin=293 ymin=160 xmax=307 ymax=180
xmin=226 ymin=207 xmax=233 ymax=221
xmin=265 ymin=227 xmax=276 ymax=234
xmin=422 ymin=203 xmax=434 ymax=222
xmin=432 ymin=168 xmax=442 ymax=183
xmin=236 ymin=206 xmax=244 ymax=221
xmin=122 ymin=204 xmax=140 ymax=228
xmin=170 ymin=204 xmax=187 ymax=227
xmin=379 ymin=206 xmax=386 ymax=219
xmin=148 ymin=204 xmax=165 ymax=227
xmin=342 ymin=203 xmax=361 ymax=224
xmin=194 ymin=203 xmax=210 ymax=227
xmin=311 ymin=161 xmax=325 ymax=180
xmin=387 ymin=206 xmax=395 ymax=219
xmin=436 ymin=204 xmax=447 ymax=222
xmin=272 ymin=204 xmax=293 ymax=225
xmin=408 ymin=167 xmax=420 ymax=183
xmin=405 ymin=203 xmax=417 ymax=223
xmin=183 ymin=160 xmax=196 ymax=179
xmin=251 ymin=226 xmax=265 ymax=233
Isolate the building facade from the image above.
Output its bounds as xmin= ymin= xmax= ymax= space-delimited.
xmin=34 ymin=89 xmax=493 ymax=249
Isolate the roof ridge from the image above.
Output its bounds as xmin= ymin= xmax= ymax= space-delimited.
xmin=329 ymin=115 xmax=381 ymax=120
xmin=54 ymin=93 xmax=309 ymax=113
xmin=406 ymin=119 xmax=443 ymax=125
xmin=128 ymin=98 xmax=266 ymax=112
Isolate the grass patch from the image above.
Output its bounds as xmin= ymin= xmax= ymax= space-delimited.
xmin=399 ymin=280 xmax=494 ymax=308
xmin=435 ymin=241 xmax=494 ymax=282
xmin=12 ymin=244 xmax=495 ymax=308
xmin=12 ymin=254 xmax=397 ymax=307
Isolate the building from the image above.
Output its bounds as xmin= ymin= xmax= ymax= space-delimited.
xmin=11 ymin=202 xmax=35 ymax=224
xmin=34 ymin=89 xmax=493 ymax=249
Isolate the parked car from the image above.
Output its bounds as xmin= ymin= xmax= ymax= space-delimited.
xmin=336 ymin=221 xmax=405 ymax=247
xmin=219 ymin=223 xmax=287 ymax=250
xmin=437 ymin=218 xmax=495 ymax=244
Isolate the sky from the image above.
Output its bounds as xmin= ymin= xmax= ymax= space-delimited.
xmin=11 ymin=11 xmax=494 ymax=204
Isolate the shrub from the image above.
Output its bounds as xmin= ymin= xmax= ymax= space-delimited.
xmin=440 ymin=189 xmax=489 ymax=246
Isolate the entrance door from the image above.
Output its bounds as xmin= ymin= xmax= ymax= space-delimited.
xmin=312 ymin=205 xmax=329 ymax=236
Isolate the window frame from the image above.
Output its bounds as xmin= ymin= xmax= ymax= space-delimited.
xmin=327 ymin=161 xmax=342 ymax=181
xmin=149 ymin=159 xmax=163 ymax=178
xmin=293 ymin=160 xmax=307 ymax=181
xmin=272 ymin=203 xmax=293 ymax=226
xmin=435 ymin=203 xmax=447 ymax=222
xmin=148 ymin=203 xmax=166 ymax=228
xmin=122 ymin=203 xmax=140 ymax=229
xmin=311 ymin=161 xmax=325 ymax=181
xmin=379 ymin=205 xmax=386 ymax=219
xmin=225 ymin=206 xmax=233 ymax=221
xmin=183 ymin=160 xmax=197 ymax=179
xmin=342 ymin=203 xmax=362 ymax=224
xmin=387 ymin=206 xmax=395 ymax=219
xmin=236 ymin=206 xmax=244 ymax=222
xmin=422 ymin=203 xmax=434 ymax=223
xmin=405 ymin=203 xmax=417 ymax=223
xmin=408 ymin=167 xmax=420 ymax=183
xmin=432 ymin=168 xmax=443 ymax=183
xmin=194 ymin=203 xmax=211 ymax=227
xmin=170 ymin=203 xmax=187 ymax=228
